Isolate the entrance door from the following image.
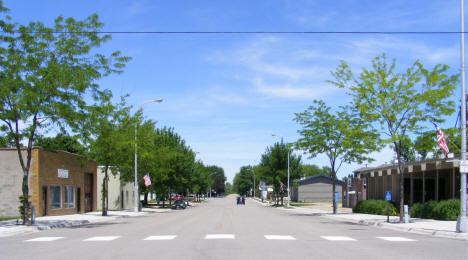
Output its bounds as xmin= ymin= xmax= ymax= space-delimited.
xmin=84 ymin=173 xmax=93 ymax=212
xmin=77 ymin=188 xmax=81 ymax=213
xmin=42 ymin=186 xmax=47 ymax=216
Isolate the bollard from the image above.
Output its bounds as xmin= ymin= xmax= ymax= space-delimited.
xmin=404 ymin=205 xmax=409 ymax=223
xmin=30 ymin=205 xmax=35 ymax=225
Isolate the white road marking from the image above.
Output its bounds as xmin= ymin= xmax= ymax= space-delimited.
xmin=264 ymin=235 xmax=296 ymax=240
xmin=144 ymin=235 xmax=177 ymax=240
xmin=204 ymin=234 xmax=235 ymax=239
xmin=83 ymin=236 xmax=121 ymax=241
xmin=321 ymin=236 xmax=356 ymax=241
xmin=377 ymin=237 xmax=417 ymax=242
xmin=25 ymin=237 xmax=64 ymax=242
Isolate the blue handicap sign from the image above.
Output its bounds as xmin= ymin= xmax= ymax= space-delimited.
xmin=385 ymin=191 xmax=392 ymax=201
xmin=334 ymin=192 xmax=339 ymax=202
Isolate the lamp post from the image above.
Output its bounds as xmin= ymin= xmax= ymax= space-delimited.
xmin=272 ymin=133 xmax=290 ymax=207
xmin=457 ymin=0 xmax=468 ymax=233
xmin=134 ymin=99 xmax=163 ymax=213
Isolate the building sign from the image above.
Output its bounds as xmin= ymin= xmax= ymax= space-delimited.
xmin=58 ymin=169 xmax=69 ymax=179
xmin=385 ymin=191 xmax=392 ymax=201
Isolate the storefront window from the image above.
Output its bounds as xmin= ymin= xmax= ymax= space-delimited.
xmin=50 ymin=185 xmax=61 ymax=209
xmin=65 ymin=185 xmax=74 ymax=208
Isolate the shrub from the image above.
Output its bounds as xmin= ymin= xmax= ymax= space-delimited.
xmin=433 ymin=199 xmax=460 ymax=221
xmin=410 ymin=203 xmax=423 ymax=218
xmin=421 ymin=200 xmax=438 ymax=219
xmin=353 ymin=200 xmax=397 ymax=216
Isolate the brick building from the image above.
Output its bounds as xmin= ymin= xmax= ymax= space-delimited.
xmin=0 ymin=147 xmax=97 ymax=217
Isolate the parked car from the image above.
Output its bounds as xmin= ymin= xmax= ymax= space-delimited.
xmin=170 ymin=194 xmax=183 ymax=200
xmin=172 ymin=200 xmax=186 ymax=209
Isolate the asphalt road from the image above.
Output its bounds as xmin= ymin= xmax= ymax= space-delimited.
xmin=1 ymin=195 xmax=467 ymax=260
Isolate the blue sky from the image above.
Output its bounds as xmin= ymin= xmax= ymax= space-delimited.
xmin=4 ymin=0 xmax=465 ymax=182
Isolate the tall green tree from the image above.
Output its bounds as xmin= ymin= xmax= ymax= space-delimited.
xmin=259 ymin=142 xmax=301 ymax=205
xmin=329 ymin=54 xmax=457 ymax=221
xmin=207 ymin=166 xmax=226 ymax=195
xmin=295 ymin=100 xmax=378 ymax=213
xmin=301 ymin=165 xmax=332 ymax=178
xmin=0 ymin=6 xmax=129 ymax=223
xmin=34 ymin=133 xmax=86 ymax=155
xmin=233 ymin=166 xmax=254 ymax=196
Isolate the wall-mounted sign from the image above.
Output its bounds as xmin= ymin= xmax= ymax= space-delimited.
xmin=58 ymin=169 xmax=69 ymax=178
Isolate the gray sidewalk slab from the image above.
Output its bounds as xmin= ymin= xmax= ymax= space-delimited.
xmin=0 ymin=207 xmax=170 ymax=238
xmin=251 ymin=198 xmax=467 ymax=241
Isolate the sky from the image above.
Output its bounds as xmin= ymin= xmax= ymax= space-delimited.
xmin=3 ymin=0 xmax=465 ymax=183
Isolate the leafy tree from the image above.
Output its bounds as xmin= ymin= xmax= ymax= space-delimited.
xmin=259 ymin=142 xmax=301 ymax=205
xmin=295 ymin=100 xmax=378 ymax=213
xmin=414 ymin=128 xmax=460 ymax=160
xmin=34 ymin=133 xmax=86 ymax=155
xmin=0 ymin=5 xmax=129 ymax=224
xmin=329 ymin=54 xmax=457 ymax=221
xmin=207 ymin=166 xmax=226 ymax=195
xmin=233 ymin=166 xmax=254 ymax=196
xmin=301 ymin=164 xmax=332 ymax=178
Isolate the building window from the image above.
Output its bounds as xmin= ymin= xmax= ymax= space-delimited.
xmin=65 ymin=185 xmax=74 ymax=208
xmin=50 ymin=185 xmax=61 ymax=210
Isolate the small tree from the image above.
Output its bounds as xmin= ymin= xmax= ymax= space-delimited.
xmin=295 ymin=100 xmax=378 ymax=213
xmin=0 ymin=8 xmax=129 ymax=224
xmin=329 ymin=54 xmax=457 ymax=221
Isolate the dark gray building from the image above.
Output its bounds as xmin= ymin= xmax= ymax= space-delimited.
xmin=295 ymin=175 xmax=343 ymax=202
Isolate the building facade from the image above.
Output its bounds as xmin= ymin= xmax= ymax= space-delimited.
xmin=296 ymin=175 xmax=343 ymax=202
xmin=97 ymin=167 xmax=135 ymax=211
xmin=355 ymin=159 xmax=461 ymax=206
xmin=0 ymin=147 xmax=97 ymax=217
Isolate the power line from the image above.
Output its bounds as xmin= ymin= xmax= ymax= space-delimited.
xmin=1 ymin=30 xmax=467 ymax=35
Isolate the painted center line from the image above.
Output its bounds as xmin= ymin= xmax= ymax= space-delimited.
xmin=144 ymin=235 xmax=177 ymax=241
xmin=377 ymin=237 xmax=417 ymax=242
xmin=264 ymin=235 xmax=296 ymax=240
xmin=321 ymin=236 xmax=356 ymax=241
xmin=25 ymin=237 xmax=64 ymax=242
xmin=205 ymin=234 xmax=235 ymax=240
xmin=83 ymin=236 xmax=121 ymax=241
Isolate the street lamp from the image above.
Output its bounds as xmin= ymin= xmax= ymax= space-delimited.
xmin=134 ymin=99 xmax=163 ymax=213
xmin=272 ymin=133 xmax=290 ymax=207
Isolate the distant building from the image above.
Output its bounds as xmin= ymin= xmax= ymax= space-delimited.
xmin=0 ymin=147 xmax=97 ymax=217
xmin=354 ymin=158 xmax=461 ymax=205
xmin=295 ymin=175 xmax=343 ymax=202
xmin=97 ymin=167 xmax=134 ymax=211
xmin=342 ymin=177 xmax=366 ymax=208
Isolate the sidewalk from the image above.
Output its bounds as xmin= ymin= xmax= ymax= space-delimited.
xmin=252 ymin=198 xmax=468 ymax=241
xmin=0 ymin=207 xmax=170 ymax=238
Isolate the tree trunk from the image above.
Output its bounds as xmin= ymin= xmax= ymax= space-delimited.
xmin=22 ymin=174 xmax=30 ymax=225
xmin=144 ymin=192 xmax=148 ymax=205
xmin=332 ymin=172 xmax=337 ymax=214
xmin=102 ymin=166 xmax=108 ymax=216
xmin=399 ymin=160 xmax=405 ymax=222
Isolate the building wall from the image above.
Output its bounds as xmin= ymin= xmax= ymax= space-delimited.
xmin=121 ymin=181 xmax=135 ymax=210
xmin=298 ymin=183 xmax=343 ymax=202
xmin=37 ymin=149 xmax=97 ymax=216
xmin=0 ymin=149 xmax=36 ymax=217
xmin=96 ymin=168 xmax=135 ymax=210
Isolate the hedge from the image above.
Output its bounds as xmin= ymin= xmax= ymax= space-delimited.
xmin=353 ymin=200 xmax=397 ymax=216
xmin=410 ymin=199 xmax=460 ymax=221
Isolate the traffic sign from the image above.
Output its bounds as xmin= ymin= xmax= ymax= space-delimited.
xmin=385 ymin=191 xmax=391 ymax=201
xmin=334 ymin=192 xmax=339 ymax=202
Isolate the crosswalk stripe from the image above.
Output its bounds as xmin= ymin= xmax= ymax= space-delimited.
xmin=205 ymin=234 xmax=235 ymax=239
xmin=25 ymin=237 xmax=64 ymax=242
xmin=144 ymin=235 xmax=177 ymax=240
xmin=377 ymin=237 xmax=416 ymax=242
xmin=83 ymin=236 xmax=121 ymax=241
xmin=264 ymin=235 xmax=296 ymax=240
xmin=321 ymin=236 xmax=356 ymax=241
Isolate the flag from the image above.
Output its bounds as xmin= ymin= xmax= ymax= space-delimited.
xmin=143 ymin=173 xmax=151 ymax=187
xmin=437 ymin=128 xmax=449 ymax=158
xmin=279 ymin=181 xmax=284 ymax=192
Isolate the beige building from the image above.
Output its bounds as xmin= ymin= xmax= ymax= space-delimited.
xmin=295 ymin=175 xmax=343 ymax=202
xmin=97 ymin=167 xmax=135 ymax=211
xmin=0 ymin=147 xmax=97 ymax=217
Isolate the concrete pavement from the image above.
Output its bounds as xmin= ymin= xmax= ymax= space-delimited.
xmin=253 ymin=198 xmax=467 ymax=240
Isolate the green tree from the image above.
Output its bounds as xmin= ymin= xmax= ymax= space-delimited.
xmin=0 ymin=6 xmax=129 ymax=224
xmin=233 ymin=166 xmax=254 ymax=196
xmin=414 ymin=128 xmax=460 ymax=160
xmin=295 ymin=100 xmax=378 ymax=213
xmin=301 ymin=164 xmax=332 ymax=178
xmin=34 ymin=133 xmax=86 ymax=155
xmin=207 ymin=166 xmax=226 ymax=196
xmin=259 ymin=142 xmax=301 ymax=205
xmin=329 ymin=54 xmax=457 ymax=221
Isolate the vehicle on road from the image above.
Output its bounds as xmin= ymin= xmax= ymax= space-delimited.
xmin=172 ymin=200 xmax=187 ymax=209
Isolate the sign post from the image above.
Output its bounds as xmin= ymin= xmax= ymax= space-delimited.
xmin=385 ymin=191 xmax=392 ymax=223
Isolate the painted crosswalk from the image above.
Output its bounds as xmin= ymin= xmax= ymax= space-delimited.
xmin=23 ymin=235 xmax=418 ymax=242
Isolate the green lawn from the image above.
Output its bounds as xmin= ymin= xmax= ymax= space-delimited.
xmin=290 ymin=202 xmax=315 ymax=207
xmin=0 ymin=216 xmax=19 ymax=221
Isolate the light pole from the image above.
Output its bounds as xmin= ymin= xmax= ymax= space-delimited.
xmin=272 ymin=133 xmax=290 ymax=207
xmin=134 ymin=99 xmax=163 ymax=213
xmin=252 ymin=164 xmax=256 ymax=198
xmin=457 ymin=0 xmax=468 ymax=232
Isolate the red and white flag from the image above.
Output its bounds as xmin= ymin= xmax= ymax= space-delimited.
xmin=143 ymin=173 xmax=151 ymax=187
xmin=437 ymin=128 xmax=449 ymax=158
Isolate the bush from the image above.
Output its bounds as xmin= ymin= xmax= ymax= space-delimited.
xmin=353 ymin=200 xmax=397 ymax=216
xmin=410 ymin=203 xmax=424 ymax=218
xmin=433 ymin=199 xmax=460 ymax=221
